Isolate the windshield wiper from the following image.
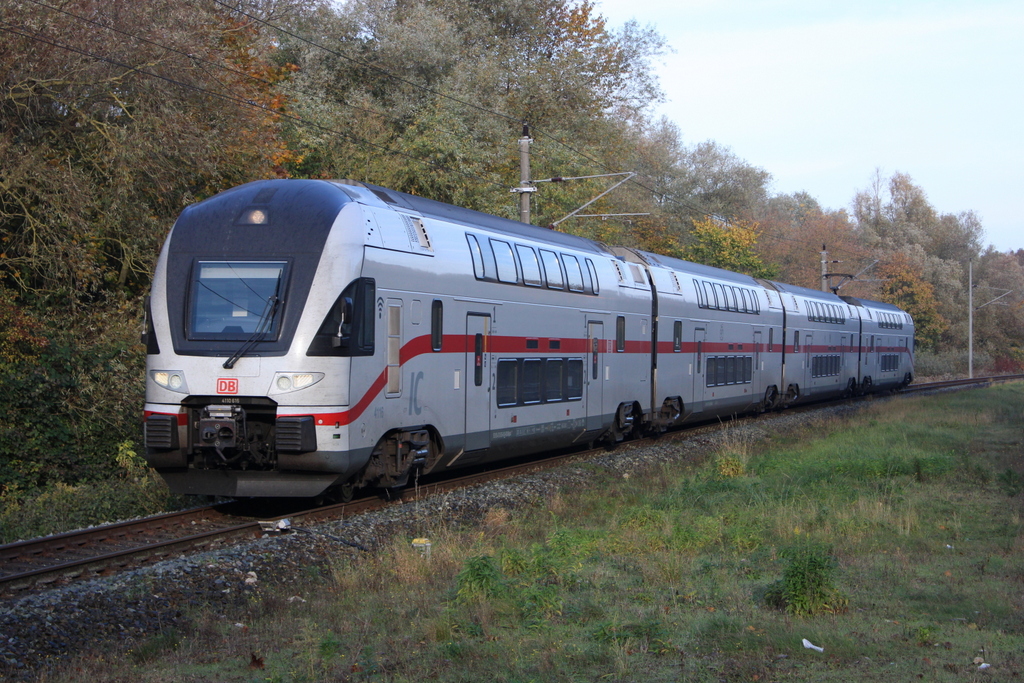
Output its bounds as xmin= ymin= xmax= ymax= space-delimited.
xmin=223 ymin=295 xmax=280 ymax=369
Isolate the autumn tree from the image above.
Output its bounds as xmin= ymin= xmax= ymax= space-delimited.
xmin=680 ymin=217 xmax=778 ymax=279
xmin=875 ymin=252 xmax=947 ymax=350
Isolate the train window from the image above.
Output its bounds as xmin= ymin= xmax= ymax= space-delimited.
xmin=540 ymin=250 xmax=564 ymax=289
xmin=705 ymin=356 xmax=716 ymax=386
xmin=793 ymin=331 xmax=800 ymax=352
xmin=526 ymin=339 xmax=539 ymax=349
xmin=616 ymin=316 xmax=626 ymax=352
xmin=694 ymin=279 xmax=706 ymax=308
xmin=566 ymin=359 xmax=584 ymax=400
xmin=522 ymin=359 xmax=542 ymax=404
xmin=466 ymin=235 xmax=487 ymax=279
xmin=739 ymin=289 xmax=750 ymax=313
xmin=713 ymin=283 xmax=727 ymax=311
xmin=545 ymin=360 xmax=564 ymax=401
xmin=496 ymin=360 xmax=518 ymax=407
xmin=702 ymin=281 xmax=716 ymax=309
xmin=563 ymin=254 xmax=585 ymax=292
xmin=490 ymin=239 xmax=519 ymax=284
xmin=585 ymin=258 xmax=600 ymax=294
xmin=517 ymin=245 xmax=543 ymax=287
xmin=768 ymin=327 xmax=774 ymax=352
xmin=727 ymin=287 xmax=739 ymax=312
xmin=673 ymin=321 xmax=683 ymax=352
xmin=307 ymin=277 xmax=375 ymax=357
xmin=430 ymin=300 xmax=443 ymax=352
xmin=725 ymin=356 xmax=736 ymax=384
xmin=745 ymin=356 xmax=753 ymax=382
xmin=549 ymin=339 xmax=561 ymax=349
xmin=190 ymin=261 xmax=287 ymax=341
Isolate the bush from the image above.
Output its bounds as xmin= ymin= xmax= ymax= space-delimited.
xmin=763 ymin=542 xmax=848 ymax=617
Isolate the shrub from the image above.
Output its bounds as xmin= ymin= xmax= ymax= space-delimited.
xmin=763 ymin=542 xmax=848 ymax=616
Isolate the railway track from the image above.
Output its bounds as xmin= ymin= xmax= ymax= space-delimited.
xmin=3 ymin=373 xmax=1021 ymax=597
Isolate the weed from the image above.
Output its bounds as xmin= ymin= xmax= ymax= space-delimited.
xmin=455 ymin=555 xmax=503 ymax=600
xmin=997 ymin=468 xmax=1023 ymax=496
xmin=763 ymin=542 xmax=849 ymax=616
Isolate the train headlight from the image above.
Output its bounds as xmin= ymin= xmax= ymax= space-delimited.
xmin=151 ymin=370 xmax=189 ymax=394
xmin=270 ymin=372 xmax=324 ymax=394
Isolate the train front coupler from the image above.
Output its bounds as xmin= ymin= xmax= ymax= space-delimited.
xmin=198 ymin=404 xmax=247 ymax=465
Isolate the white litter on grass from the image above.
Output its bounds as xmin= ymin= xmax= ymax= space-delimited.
xmin=978 ymin=663 xmax=991 ymax=670
xmin=802 ymin=638 xmax=824 ymax=653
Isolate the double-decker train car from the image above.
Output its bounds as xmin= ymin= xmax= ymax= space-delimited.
xmin=142 ymin=179 xmax=914 ymax=499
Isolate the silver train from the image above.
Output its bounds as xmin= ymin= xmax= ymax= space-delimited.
xmin=143 ymin=179 xmax=915 ymax=498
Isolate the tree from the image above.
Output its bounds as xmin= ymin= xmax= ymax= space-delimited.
xmin=876 ymin=252 xmax=947 ymax=350
xmin=680 ymin=217 xmax=778 ymax=279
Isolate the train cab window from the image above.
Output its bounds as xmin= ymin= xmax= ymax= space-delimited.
xmin=466 ymin=235 xmax=487 ymax=279
xmin=307 ymin=277 xmax=375 ymax=357
xmin=496 ymin=360 xmax=518 ymax=407
xmin=673 ymin=321 xmax=683 ymax=352
xmin=517 ymin=245 xmax=543 ymax=287
xmin=190 ymin=261 xmax=287 ymax=341
xmin=563 ymin=254 xmax=585 ymax=292
xmin=430 ymin=300 xmax=443 ymax=352
xmin=540 ymin=250 xmax=564 ymax=289
xmin=616 ymin=316 xmax=626 ymax=352
xmin=490 ymin=239 xmax=519 ymax=283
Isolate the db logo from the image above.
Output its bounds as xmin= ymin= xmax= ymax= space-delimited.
xmin=217 ymin=378 xmax=239 ymax=394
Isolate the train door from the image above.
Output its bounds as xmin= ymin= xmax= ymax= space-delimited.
xmin=691 ymin=327 xmax=706 ymax=416
xmin=465 ymin=313 xmax=491 ymax=451
xmin=586 ymin=321 xmax=604 ymax=430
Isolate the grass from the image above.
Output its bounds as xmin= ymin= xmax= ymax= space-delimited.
xmin=40 ymin=383 xmax=1024 ymax=681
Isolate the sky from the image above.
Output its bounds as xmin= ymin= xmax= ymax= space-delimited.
xmin=595 ymin=0 xmax=1023 ymax=252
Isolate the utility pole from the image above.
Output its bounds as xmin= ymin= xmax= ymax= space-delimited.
xmin=966 ymin=258 xmax=1013 ymax=379
xmin=511 ymin=123 xmax=536 ymax=224
xmin=969 ymin=259 xmax=973 ymax=379
xmin=820 ymin=245 xmax=848 ymax=293
xmin=821 ymin=245 xmax=829 ymax=292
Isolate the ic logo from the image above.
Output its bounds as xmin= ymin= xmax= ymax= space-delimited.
xmin=217 ymin=378 xmax=239 ymax=394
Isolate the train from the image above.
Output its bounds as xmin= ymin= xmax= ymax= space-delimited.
xmin=142 ymin=179 xmax=915 ymax=499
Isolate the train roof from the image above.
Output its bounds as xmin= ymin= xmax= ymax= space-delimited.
xmin=629 ymin=249 xmax=761 ymax=286
xmin=768 ymin=280 xmax=849 ymax=303
xmin=337 ymin=180 xmax=613 ymax=257
xmin=840 ymin=296 xmax=907 ymax=313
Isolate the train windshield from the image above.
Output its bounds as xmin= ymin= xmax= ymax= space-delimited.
xmin=189 ymin=261 xmax=288 ymax=341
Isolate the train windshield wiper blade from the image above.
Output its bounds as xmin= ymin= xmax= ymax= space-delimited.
xmin=222 ymin=295 xmax=280 ymax=369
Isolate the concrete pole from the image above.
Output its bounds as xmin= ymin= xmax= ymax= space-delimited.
xmin=821 ymin=245 xmax=830 ymax=292
xmin=968 ymin=259 xmax=973 ymax=379
xmin=518 ymin=124 xmax=533 ymax=224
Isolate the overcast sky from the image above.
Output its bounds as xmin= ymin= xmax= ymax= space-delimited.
xmin=596 ymin=0 xmax=1023 ymax=252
